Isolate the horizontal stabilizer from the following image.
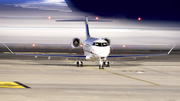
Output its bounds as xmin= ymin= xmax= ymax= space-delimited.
xmin=56 ymin=19 xmax=113 ymax=22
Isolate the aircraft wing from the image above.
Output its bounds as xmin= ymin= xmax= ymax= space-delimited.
xmin=108 ymin=44 xmax=176 ymax=58
xmin=3 ymin=43 xmax=86 ymax=59
xmin=108 ymin=53 xmax=167 ymax=58
xmin=3 ymin=43 xmax=176 ymax=59
xmin=14 ymin=53 xmax=86 ymax=58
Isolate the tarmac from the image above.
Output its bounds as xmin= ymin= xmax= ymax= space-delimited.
xmin=0 ymin=52 xmax=180 ymax=101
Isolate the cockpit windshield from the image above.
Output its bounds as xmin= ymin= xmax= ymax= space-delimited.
xmin=92 ymin=42 xmax=108 ymax=47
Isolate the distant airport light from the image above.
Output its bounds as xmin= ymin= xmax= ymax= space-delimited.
xmin=80 ymin=44 xmax=83 ymax=47
xmin=32 ymin=44 xmax=35 ymax=47
xmin=96 ymin=17 xmax=99 ymax=20
xmin=48 ymin=16 xmax=51 ymax=19
xmin=138 ymin=17 xmax=141 ymax=21
xmin=123 ymin=45 xmax=126 ymax=48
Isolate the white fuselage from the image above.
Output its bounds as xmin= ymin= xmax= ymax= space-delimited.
xmin=83 ymin=37 xmax=110 ymax=60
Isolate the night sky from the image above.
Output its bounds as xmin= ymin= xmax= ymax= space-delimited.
xmin=0 ymin=0 xmax=180 ymax=20
xmin=66 ymin=0 xmax=180 ymax=20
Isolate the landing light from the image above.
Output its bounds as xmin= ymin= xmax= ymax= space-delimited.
xmin=80 ymin=44 xmax=83 ymax=47
xmin=48 ymin=16 xmax=51 ymax=19
xmin=123 ymin=45 xmax=125 ymax=48
xmin=138 ymin=17 xmax=141 ymax=21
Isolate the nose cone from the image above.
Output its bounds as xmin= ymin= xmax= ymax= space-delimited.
xmin=93 ymin=46 xmax=110 ymax=57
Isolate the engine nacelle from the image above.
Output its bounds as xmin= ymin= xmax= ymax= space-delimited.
xmin=70 ymin=38 xmax=81 ymax=49
xmin=102 ymin=38 xmax=111 ymax=45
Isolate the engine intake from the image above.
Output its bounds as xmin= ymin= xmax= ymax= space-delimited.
xmin=103 ymin=38 xmax=111 ymax=45
xmin=71 ymin=38 xmax=81 ymax=48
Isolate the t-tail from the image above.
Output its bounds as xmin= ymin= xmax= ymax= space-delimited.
xmin=56 ymin=16 xmax=113 ymax=39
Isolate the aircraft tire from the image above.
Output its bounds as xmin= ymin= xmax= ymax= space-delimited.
xmin=103 ymin=62 xmax=106 ymax=66
xmin=99 ymin=65 xmax=104 ymax=69
xmin=107 ymin=62 xmax=110 ymax=67
xmin=77 ymin=62 xmax=79 ymax=67
xmin=80 ymin=61 xmax=83 ymax=67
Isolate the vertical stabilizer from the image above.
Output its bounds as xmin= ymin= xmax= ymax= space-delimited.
xmin=85 ymin=16 xmax=91 ymax=38
xmin=56 ymin=16 xmax=112 ymax=38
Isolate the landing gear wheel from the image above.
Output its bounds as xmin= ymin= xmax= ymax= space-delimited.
xmin=103 ymin=62 xmax=106 ymax=66
xmin=107 ymin=62 xmax=110 ymax=67
xmin=102 ymin=66 xmax=104 ymax=69
xmin=77 ymin=62 xmax=79 ymax=67
xmin=99 ymin=65 xmax=104 ymax=69
xmin=103 ymin=62 xmax=110 ymax=67
xmin=80 ymin=61 xmax=83 ymax=67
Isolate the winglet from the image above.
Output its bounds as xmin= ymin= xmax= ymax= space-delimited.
xmin=3 ymin=43 xmax=15 ymax=54
xmin=167 ymin=44 xmax=176 ymax=55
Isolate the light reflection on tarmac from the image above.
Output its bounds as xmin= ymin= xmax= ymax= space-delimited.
xmin=0 ymin=53 xmax=180 ymax=101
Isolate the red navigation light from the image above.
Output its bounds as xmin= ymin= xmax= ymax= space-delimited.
xmin=123 ymin=45 xmax=125 ymax=48
xmin=48 ymin=16 xmax=51 ymax=19
xmin=32 ymin=44 xmax=35 ymax=47
xmin=96 ymin=17 xmax=99 ymax=20
xmin=138 ymin=17 xmax=141 ymax=21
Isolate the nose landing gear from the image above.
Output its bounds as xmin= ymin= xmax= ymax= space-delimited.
xmin=99 ymin=57 xmax=110 ymax=69
xmin=99 ymin=65 xmax=104 ymax=69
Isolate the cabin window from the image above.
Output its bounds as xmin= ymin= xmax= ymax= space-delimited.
xmin=102 ymin=42 xmax=108 ymax=46
xmin=92 ymin=42 xmax=108 ymax=47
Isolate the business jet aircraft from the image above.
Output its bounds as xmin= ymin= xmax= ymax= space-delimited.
xmin=3 ymin=16 xmax=176 ymax=69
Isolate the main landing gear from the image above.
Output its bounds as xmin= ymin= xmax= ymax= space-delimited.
xmin=99 ymin=61 xmax=110 ymax=69
xmin=76 ymin=58 xmax=109 ymax=69
xmin=76 ymin=60 xmax=83 ymax=67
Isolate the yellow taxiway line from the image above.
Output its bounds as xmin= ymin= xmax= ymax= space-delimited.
xmin=68 ymin=59 xmax=160 ymax=86
xmin=0 ymin=81 xmax=30 ymax=88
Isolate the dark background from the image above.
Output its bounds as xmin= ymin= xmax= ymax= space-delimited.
xmin=66 ymin=0 xmax=180 ymax=20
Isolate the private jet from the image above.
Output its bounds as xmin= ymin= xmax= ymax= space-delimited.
xmin=3 ymin=16 xmax=176 ymax=69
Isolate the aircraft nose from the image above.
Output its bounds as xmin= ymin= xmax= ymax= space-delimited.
xmin=99 ymin=50 xmax=109 ymax=56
